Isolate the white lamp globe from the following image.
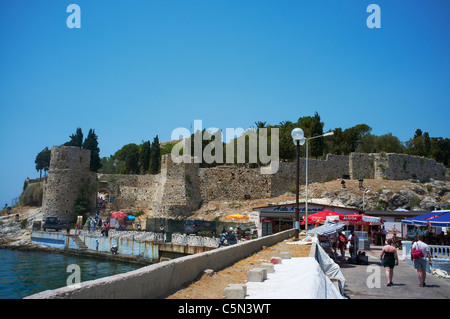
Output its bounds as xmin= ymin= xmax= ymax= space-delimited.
xmin=291 ymin=128 xmax=305 ymax=145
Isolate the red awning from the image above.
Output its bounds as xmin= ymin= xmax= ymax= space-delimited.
xmin=338 ymin=214 xmax=383 ymax=225
xmin=304 ymin=210 xmax=344 ymax=224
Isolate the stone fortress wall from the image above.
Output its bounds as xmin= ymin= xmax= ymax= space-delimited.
xmin=42 ymin=146 xmax=446 ymax=220
xmin=42 ymin=146 xmax=97 ymax=221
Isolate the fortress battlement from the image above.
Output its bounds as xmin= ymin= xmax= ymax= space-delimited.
xmin=42 ymin=146 xmax=446 ymax=220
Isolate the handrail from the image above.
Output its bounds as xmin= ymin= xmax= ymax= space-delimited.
xmin=428 ymin=245 xmax=450 ymax=259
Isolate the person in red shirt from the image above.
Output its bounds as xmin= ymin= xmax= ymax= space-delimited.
xmin=338 ymin=231 xmax=347 ymax=258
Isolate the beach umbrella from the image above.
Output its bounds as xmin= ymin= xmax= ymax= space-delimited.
xmin=304 ymin=210 xmax=343 ymax=224
xmin=125 ymin=215 xmax=136 ymax=220
xmin=226 ymin=214 xmax=249 ymax=220
xmin=111 ymin=211 xmax=128 ymax=219
xmin=338 ymin=214 xmax=383 ymax=225
xmin=307 ymin=222 xmax=344 ymax=236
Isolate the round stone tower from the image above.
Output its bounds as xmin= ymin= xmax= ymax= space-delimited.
xmin=42 ymin=146 xmax=96 ymax=221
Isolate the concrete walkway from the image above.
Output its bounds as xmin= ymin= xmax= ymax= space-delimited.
xmin=339 ymin=245 xmax=450 ymax=299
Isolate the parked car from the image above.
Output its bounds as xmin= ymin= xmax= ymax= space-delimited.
xmin=43 ymin=217 xmax=61 ymax=232
xmin=184 ymin=219 xmax=216 ymax=236
xmin=59 ymin=219 xmax=70 ymax=230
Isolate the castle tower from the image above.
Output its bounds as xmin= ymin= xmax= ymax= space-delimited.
xmin=42 ymin=146 xmax=96 ymax=221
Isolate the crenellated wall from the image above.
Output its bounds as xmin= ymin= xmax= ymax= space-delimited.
xmin=42 ymin=146 xmax=446 ymax=220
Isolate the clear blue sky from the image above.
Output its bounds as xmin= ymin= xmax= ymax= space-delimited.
xmin=0 ymin=1 xmax=449 ymax=207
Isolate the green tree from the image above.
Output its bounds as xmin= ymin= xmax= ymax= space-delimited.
xmin=73 ymin=177 xmax=96 ymax=215
xmin=150 ymin=135 xmax=161 ymax=174
xmin=64 ymin=127 xmax=83 ymax=147
xmin=114 ymin=143 xmax=140 ymax=174
xmin=35 ymin=147 xmax=51 ymax=179
xmin=82 ymin=129 xmax=102 ymax=172
xmin=277 ymin=120 xmax=296 ymax=161
xmin=376 ymin=133 xmax=405 ymax=153
xmin=309 ymin=112 xmax=325 ymax=158
xmin=356 ymin=133 xmax=378 ymax=153
xmin=139 ymin=140 xmax=151 ymax=174
xmin=430 ymin=137 xmax=450 ymax=166
xmin=406 ymin=129 xmax=425 ymax=156
xmin=330 ymin=124 xmax=371 ymax=155
xmin=254 ymin=121 xmax=267 ymax=130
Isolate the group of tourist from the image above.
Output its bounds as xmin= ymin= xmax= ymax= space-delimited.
xmin=332 ymin=230 xmax=360 ymax=260
xmin=379 ymin=234 xmax=432 ymax=287
xmin=80 ymin=213 xmax=110 ymax=237
xmin=332 ymin=230 xmax=433 ymax=288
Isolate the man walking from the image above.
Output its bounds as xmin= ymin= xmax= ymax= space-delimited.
xmin=412 ymin=235 xmax=432 ymax=287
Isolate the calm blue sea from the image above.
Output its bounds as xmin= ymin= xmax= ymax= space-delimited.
xmin=0 ymin=249 xmax=144 ymax=299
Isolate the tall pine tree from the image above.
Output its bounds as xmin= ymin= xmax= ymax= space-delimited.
xmin=83 ymin=129 xmax=102 ymax=172
xmin=150 ymin=135 xmax=161 ymax=174
xmin=139 ymin=140 xmax=151 ymax=174
xmin=310 ymin=112 xmax=325 ymax=158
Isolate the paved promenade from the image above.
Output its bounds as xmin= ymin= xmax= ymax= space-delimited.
xmin=340 ymin=245 xmax=450 ymax=299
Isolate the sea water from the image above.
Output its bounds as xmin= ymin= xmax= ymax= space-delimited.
xmin=0 ymin=249 xmax=144 ymax=299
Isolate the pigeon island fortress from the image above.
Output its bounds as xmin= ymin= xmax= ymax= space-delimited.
xmin=42 ymin=145 xmax=446 ymax=221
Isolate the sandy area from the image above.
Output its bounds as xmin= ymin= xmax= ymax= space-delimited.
xmin=166 ymin=236 xmax=311 ymax=299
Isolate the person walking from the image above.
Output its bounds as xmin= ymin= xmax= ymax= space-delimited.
xmin=380 ymin=238 xmax=399 ymax=286
xmin=412 ymin=235 xmax=432 ymax=287
xmin=348 ymin=231 xmax=359 ymax=258
xmin=90 ymin=218 xmax=95 ymax=233
xmin=338 ymin=231 xmax=347 ymax=258
xmin=104 ymin=221 xmax=110 ymax=237
xmin=381 ymin=226 xmax=387 ymax=245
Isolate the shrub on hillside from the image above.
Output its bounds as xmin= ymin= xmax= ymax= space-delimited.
xmin=21 ymin=183 xmax=43 ymax=206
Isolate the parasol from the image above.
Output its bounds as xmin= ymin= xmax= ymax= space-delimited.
xmin=111 ymin=211 xmax=128 ymax=219
xmin=226 ymin=214 xmax=249 ymax=220
xmin=335 ymin=214 xmax=383 ymax=225
xmin=304 ymin=210 xmax=344 ymax=224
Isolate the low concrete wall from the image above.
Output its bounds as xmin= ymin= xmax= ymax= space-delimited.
xmin=31 ymin=231 xmax=78 ymax=250
xmin=81 ymin=234 xmax=159 ymax=262
xmin=26 ymin=229 xmax=295 ymax=299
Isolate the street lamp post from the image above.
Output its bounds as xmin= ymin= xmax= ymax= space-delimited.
xmin=291 ymin=128 xmax=305 ymax=240
xmin=304 ymin=131 xmax=334 ymax=233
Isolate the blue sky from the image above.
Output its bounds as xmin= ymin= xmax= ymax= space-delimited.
xmin=0 ymin=1 xmax=449 ymax=207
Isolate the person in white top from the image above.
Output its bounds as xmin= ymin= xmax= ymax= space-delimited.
xmin=412 ymin=235 xmax=432 ymax=287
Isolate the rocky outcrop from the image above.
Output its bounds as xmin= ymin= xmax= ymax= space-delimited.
xmin=314 ymin=179 xmax=449 ymax=211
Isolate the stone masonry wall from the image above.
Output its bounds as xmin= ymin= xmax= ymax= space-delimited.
xmin=42 ymin=146 xmax=446 ymax=220
xmin=42 ymin=146 xmax=96 ymax=221
xmin=198 ymin=166 xmax=272 ymax=201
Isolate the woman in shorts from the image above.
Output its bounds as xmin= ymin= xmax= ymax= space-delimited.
xmin=380 ymin=238 xmax=399 ymax=286
xmin=412 ymin=235 xmax=432 ymax=287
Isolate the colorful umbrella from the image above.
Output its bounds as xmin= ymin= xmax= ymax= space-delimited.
xmin=226 ymin=214 xmax=249 ymax=220
xmin=304 ymin=210 xmax=344 ymax=224
xmin=111 ymin=211 xmax=128 ymax=219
